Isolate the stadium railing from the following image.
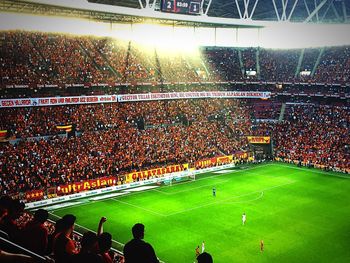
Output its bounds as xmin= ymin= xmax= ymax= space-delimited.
xmin=0 ymin=235 xmax=50 ymax=262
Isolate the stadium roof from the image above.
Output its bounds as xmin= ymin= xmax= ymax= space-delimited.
xmin=88 ymin=0 xmax=350 ymax=22
xmin=1 ymin=0 xmax=349 ymax=26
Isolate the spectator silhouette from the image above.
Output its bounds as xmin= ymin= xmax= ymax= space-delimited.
xmin=21 ymin=208 xmax=49 ymax=255
xmin=123 ymin=223 xmax=159 ymax=263
xmin=47 ymin=218 xmax=64 ymax=255
xmin=0 ymin=198 xmax=24 ymax=242
xmin=98 ymin=232 xmax=115 ymax=263
xmin=197 ymin=252 xmax=213 ymax=263
xmin=96 ymin=217 xmax=116 ymax=263
xmin=53 ymin=214 xmax=78 ymax=263
xmin=73 ymin=231 xmax=103 ymax=263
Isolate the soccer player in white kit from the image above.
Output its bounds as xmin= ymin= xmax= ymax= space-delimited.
xmin=201 ymin=241 xmax=205 ymax=253
xmin=242 ymin=212 xmax=246 ymax=225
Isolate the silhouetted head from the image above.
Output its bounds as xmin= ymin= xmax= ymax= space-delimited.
xmin=7 ymin=199 xmax=25 ymax=220
xmin=34 ymin=209 xmax=49 ymax=224
xmin=61 ymin=214 xmax=76 ymax=231
xmin=54 ymin=218 xmax=65 ymax=234
xmin=98 ymin=232 xmax=112 ymax=252
xmin=132 ymin=223 xmax=144 ymax=239
xmin=81 ymin=231 xmax=98 ymax=253
xmin=197 ymin=252 xmax=213 ymax=263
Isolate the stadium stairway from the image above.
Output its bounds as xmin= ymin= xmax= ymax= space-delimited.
xmin=278 ymin=103 xmax=287 ymax=122
xmin=295 ymin=49 xmax=305 ymax=78
xmin=311 ymin=47 xmax=325 ymax=77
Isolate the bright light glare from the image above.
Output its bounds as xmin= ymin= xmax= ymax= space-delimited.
xmin=113 ymin=23 xmax=198 ymax=54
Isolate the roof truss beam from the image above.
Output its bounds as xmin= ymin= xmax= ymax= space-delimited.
xmin=234 ymin=0 xmax=260 ymax=19
xmin=304 ymin=0 xmax=328 ymax=23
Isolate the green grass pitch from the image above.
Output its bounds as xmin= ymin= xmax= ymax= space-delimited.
xmin=48 ymin=163 xmax=350 ymax=263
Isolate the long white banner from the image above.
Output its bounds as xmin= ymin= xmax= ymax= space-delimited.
xmin=0 ymin=91 xmax=270 ymax=108
xmin=0 ymin=95 xmax=118 ymax=108
xmin=118 ymin=91 xmax=271 ymax=102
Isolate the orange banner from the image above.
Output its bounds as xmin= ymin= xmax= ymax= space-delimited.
xmin=217 ymin=155 xmax=233 ymax=164
xmin=234 ymin=151 xmax=248 ymax=159
xmin=247 ymin=136 xmax=271 ymax=144
xmin=195 ymin=155 xmax=233 ymax=168
xmin=125 ymin=164 xmax=189 ymax=183
xmin=0 ymin=130 xmax=7 ymax=137
xmin=57 ymin=176 xmax=116 ymax=194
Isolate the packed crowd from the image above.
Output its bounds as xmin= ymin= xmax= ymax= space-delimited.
xmin=1 ymin=97 xmax=348 ymax=197
xmin=2 ymin=31 xmax=350 ymax=89
xmin=251 ymin=99 xmax=282 ymax=120
xmin=253 ymin=103 xmax=349 ymax=171
xmin=259 ymin=49 xmax=300 ymax=82
xmin=203 ymin=48 xmax=242 ymax=81
xmin=0 ymin=99 xmax=252 ymax=195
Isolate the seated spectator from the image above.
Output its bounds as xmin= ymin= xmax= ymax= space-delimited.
xmin=21 ymin=209 xmax=49 ymax=255
xmin=123 ymin=223 xmax=159 ymax=263
xmin=53 ymin=214 xmax=78 ymax=263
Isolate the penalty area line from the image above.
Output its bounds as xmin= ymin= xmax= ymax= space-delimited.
xmin=165 ymin=180 xmax=296 ymax=217
xmin=220 ymin=191 xmax=264 ymax=204
xmin=110 ymin=198 xmax=167 ymax=217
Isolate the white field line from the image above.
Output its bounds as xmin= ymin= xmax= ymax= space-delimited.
xmin=153 ymin=164 xmax=296 ymax=196
xmin=42 ymin=201 xmax=82 ymax=211
xmin=220 ymin=191 xmax=264 ymax=204
xmin=165 ymin=180 xmax=296 ymax=217
xmin=110 ymin=198 xmax=167 ymax=217
xmin=274 ymin=163 xmax=350 ymax=179
xmin=152 ymin=164 xmax=271 ymax=195
xmin=244 ymin=170 xmax=301 ymax=180
xmin=152 ymin=180 xmax=230 ymax=196
xmin=48 ymin=164 xmax=272 ymax=212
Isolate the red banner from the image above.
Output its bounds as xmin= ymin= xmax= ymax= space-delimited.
xmin=195 ymin=158 xmax=217 ymax=169
xmin=125 ymin=164 xmax=189 ymax=183
xmin=57 ymin=176 xmax=116 ymax=195
xmin=25 ymin=190 xmax=45 ymax=201
xmin=195 ymin=155 xmax=234 ymax=168
xmin=217 ymin=155 xmax=233 ymax=164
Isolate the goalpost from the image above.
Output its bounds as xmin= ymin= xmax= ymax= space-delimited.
xmin=164 ymin=169 xmax=196 ymax=186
